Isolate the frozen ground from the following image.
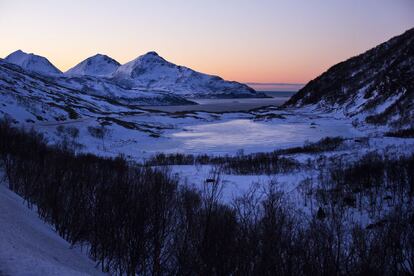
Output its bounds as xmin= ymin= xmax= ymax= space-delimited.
xmin=171 ymin=165 xmax=308 ymax=203
xmin=34 ymin=109 xmax=364 ymax=160
xmin=171 ymin=135 xmax=414 ymax=201
xmin=0 ymin=182 xmax=105 ymax=276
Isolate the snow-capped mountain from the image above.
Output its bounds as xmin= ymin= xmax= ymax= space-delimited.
xmin=3 ymin=50 xmax=264 ymax=100
xmin=5 ymin=50 xmax=62 ymax=75
xmin=1 ymin=50 xmax=197 ymax=107
xmin=112 ymin=51 xmax=264 ymax=98
xmin=66 ymin=54 xmax=120 ymax=77
xmin=284 ymin=28 xmax=414 ymax=129
xmin=0 ymin=57 xmax=195 ymax=126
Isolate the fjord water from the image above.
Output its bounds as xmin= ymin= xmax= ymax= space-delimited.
xmin=143 ymin=91 xmax=296 ymax=112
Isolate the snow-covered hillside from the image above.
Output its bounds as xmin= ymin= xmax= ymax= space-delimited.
xmin=66 ymin=54 xmax=120 ymax=77
xmin=112 ymin=51 xmax=264 ymax=98
xmin=5 ymin=50 xmax=62 ymax=75
xmin=0 ymin=183 xmax=104 ymax=276
xmin=284 ymin=28 xmax=414 ymax=130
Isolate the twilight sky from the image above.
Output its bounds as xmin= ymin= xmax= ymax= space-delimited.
xmin=0 ymin=0 xmax=413 ymax=85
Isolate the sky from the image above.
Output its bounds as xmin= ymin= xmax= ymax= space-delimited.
xmin=0 ymin=0 xmax=413 ymax=87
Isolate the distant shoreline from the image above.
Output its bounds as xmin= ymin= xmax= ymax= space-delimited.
xmin=246 ymin=83 xmax=304 ymax=92
xmin=142 ymin=93 xmax=294 ymax=113
xmin=261 ymin=91 xmax=297 ymax=98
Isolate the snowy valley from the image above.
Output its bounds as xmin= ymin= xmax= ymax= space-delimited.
xmin=0 ymin=27 xmax=413 ymax=275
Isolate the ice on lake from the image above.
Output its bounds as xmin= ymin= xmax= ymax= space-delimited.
xmin=165 ymin=118 xmax=360 ymax=155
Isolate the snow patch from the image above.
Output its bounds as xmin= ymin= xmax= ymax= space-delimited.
xmin=0 ymin=183 xmax=105 ymax=276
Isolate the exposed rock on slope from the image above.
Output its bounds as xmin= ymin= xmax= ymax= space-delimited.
xmin=284 ymin=28 xmax=414 ymax=129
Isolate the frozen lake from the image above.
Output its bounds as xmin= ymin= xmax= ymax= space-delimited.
xmin=110 ymin=115 xmax=361 ymax=158
xmin=164 ymin=118 xmax=360 ymax=155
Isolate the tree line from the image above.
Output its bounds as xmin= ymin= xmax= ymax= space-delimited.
xmin=0 ymin=118 xmax=413 ymax=275
xmin=145 ymin=137 xmax=344 ymax=175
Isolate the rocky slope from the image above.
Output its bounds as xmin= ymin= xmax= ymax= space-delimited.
xmin=284 ymin=28 xmax=414 ymax=129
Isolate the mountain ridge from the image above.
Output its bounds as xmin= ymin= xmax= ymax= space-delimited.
xmin=5 ymin=50 xmax=62 ymax=75
xmin=284 ymin=27 xmax=414 ymax=129
xmin=3 ymin=50 xmax=264 ymax=100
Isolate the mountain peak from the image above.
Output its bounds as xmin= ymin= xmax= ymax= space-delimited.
xmin=136 ymin=51 xmax=166 ymax=63
xmin=91 ymin=53 xmax=113 ymax=59
xmin=65 ymin=54 xmax=120 ymax=77
xmin=91 ymin=53 xmax=105 ymax=58
xmin=6 ymin=50 xmax=28 ymax=63
xmin=144 ymin=51 xmax=159 ymax=56
xmin=111 ymin=51 xmax=170 ymax=79
xmin=12 ymin=49 xmax=24 ymax=55
xmin=5 ymin=50 xmax=62 ymax=75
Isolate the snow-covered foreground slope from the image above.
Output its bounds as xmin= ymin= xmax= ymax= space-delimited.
xmin=0 ymin=183 xmax=105 ymax=276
